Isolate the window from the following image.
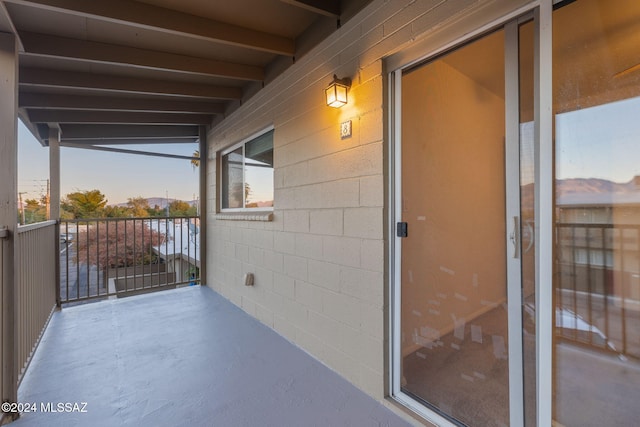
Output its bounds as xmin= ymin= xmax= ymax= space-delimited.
xmin=221 ymin=128 xmax=274 ymax=210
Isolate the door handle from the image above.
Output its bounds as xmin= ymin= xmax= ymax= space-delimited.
xmin=397 ymin=222 xmax=408 ymax=238
xmin=509 ymin=216 xmax=519 ymax=258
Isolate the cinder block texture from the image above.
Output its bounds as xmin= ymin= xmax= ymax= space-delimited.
xmin=206 ymin=0 xmax=515 ymax=406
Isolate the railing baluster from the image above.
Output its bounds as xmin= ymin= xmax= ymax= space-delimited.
xmin=65 ymin=221 xmax=69 ymax=304
xmin=124 ymin=219 xmax=128 ymax=293
xmin=76 ymin=223 xmax=80 ymax=301
xmin=96 ymin=220 xmax=100 ymax=297
xmin=105 ymin=220 xmax=109 ymax=297
xmin=180 ymin=218 xmax=183 ymax=285
xmin=86 ymin=222 xmax=90 ymax=299
xmin=141 ymin=218 xmax=146 ymax=290
xmin=586 ymin=227 xmax=594 ymax=346
xmin=165 ymin=218 xmax=169 ymax=286
xmin=619 ymin=225 xmax=627 ymax=355
xmin=134 ymin=218 xmax=137 ymax=291
xmin=571 ymin=225 xmax=578 ymax=342
xmin=602 ymin=227 xmax=609 ymax=349
xmin=156 ymin=217 xmax=160 ymax=288
xmin=115 ymin=219 xmax=119 ymax=297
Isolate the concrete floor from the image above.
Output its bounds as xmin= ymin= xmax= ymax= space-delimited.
xmin=13 ymin=286 xmax=411 ymax=427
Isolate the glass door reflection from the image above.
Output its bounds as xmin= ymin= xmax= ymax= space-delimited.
xmin=553 ymin=1 xmax=640 ymax=425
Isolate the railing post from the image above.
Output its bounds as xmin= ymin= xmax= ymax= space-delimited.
xmin=0 ymin=32 xmax=19 ymax=423
xmin=54 ymin=219 xmax=61 ymax=308
xmin=198 ymin=125 xmax=208 ymax=286
xmin=49 ymin=127 xmax=61 ymax=307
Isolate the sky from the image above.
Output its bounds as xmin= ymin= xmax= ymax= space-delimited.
xmin=517 ymin=96 xmax=640 ymax=186
xmin=18 ymin=94 xmax=638 ymax=206
xmin=556 ymin=96 xmax=640 ymax=183
xmin=18 ymin=120 xmax=199 ymax=205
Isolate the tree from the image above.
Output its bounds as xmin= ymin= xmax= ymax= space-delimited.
xmin=62 ymin=190 xmax=108 ymax=218
xmin=191 ymin=150 xmax=200 ymax=170
xmin=147 ymin=204 xmax=164 ymax=217
xmin=104 ymin=205 xmax=130 ymax=218
xmin=60 ymin=207 xmax=75 ymax=220
xmin=23 ymin=198 xmax=47 ymax=224
xmin=168 ymin=200 xmax=196 ymax=216
xmin=127 ymin=196 xmax=150 ymax=217
xmin=76 ymin=221 xmax=165 ymax=268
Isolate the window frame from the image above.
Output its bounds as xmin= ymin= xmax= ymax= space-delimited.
xmin=219 ymin=126 xmax=275 ymax=213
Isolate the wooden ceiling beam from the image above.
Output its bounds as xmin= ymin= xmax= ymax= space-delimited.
xmin=20 ymin=93 xmax=225 ymax=114
xmin=60 ymin=138 xmax=198 ymax=145
xmin=59 ymin=124 xmax=199 ymax=140
xmin=20 ymin=67 xmax=242 ymax=99
xmin=0 ymin=2 xmax=23 ymax=50
xmin=20 ymin=31 xmax=264 ymax=81
xmin=5 ymin=0 xmax=295 ymax=56
xmin=280 ymin=0 xmax=340 ymax=17
xmin=28 ymin=110 xmax=212 ymax=125
xmin=59 ymin=142 xmax=199 ymax=160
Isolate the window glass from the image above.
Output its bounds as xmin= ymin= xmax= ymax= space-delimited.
xmin=245 ymin=133 xmax=274 ymax=208
xmin=221 ymin=130 xmax=273 ymax=210
xmin=400 ymin=29 xmax=509 ymax=427
xmin=553 ymin=1 xmax=640 ymax=425
xmin=221 ymin=147 xmax=243 ymax=209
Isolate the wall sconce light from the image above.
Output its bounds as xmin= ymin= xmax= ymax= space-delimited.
xmin=325 ymin=75 xmax=351 ymax=108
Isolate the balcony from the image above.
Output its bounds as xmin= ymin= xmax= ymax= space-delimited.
xmin=5 ymin=216 xmax=640 ymax=426
xmin=11 ymin=286 xmax=409 ymax=426
xmin=0 ymin=216 xmax=410 ymax=426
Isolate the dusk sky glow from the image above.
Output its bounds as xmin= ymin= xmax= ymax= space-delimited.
xmin=556 ymin=96 xmax=640 ymax=184
xmin=18 ymin=120 xmax=199 ymax=205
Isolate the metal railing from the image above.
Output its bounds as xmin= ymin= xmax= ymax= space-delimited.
xmin=59 ymin=216 xmax=200 ymax=305
xmin=556 ymin=222 xmax=640 ymax=359
xmin=15 ymin=220 xmax=57 ymax=383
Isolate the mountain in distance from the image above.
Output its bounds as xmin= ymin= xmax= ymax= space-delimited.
xmin=519 ymin=176 xmax=640 ymax=209
xmin=114 ymin=197 xmax=197 ymax=209
xmin=555 ymin=177 xmax=640 ymax=198
xmin=113 ymin=197 xmax=270 ymax=209
xmin=520 ymin=176 xmax=640 ymax=197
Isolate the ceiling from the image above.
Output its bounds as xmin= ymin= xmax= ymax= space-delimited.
xmin=0 ymin=0 xmax=371 ymax=152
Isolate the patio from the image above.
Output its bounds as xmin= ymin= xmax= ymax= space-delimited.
xmin=12 ymin=286 xmax=411 ymax=427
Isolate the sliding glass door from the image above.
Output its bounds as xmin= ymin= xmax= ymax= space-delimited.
xmin=552 ymin=1 xmax=640 ymax=425
xmin=391 ymin=1 xmax=640 ymax=426
xmin=393 ymin=19 xmax=533 ymax=427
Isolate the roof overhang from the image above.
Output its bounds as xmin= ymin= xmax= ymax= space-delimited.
xmin=1 ymin=0 xmax=372 ymax=148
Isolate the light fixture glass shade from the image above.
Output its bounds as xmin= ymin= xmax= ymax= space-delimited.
xmin=325 ymin=75 xmax=351 ymax=108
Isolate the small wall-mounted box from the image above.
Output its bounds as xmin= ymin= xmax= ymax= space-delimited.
xmin=244 ymin=273 xmax=254 ymax=286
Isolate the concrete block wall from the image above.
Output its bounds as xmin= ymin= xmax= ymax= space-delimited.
xmin=206 ymin=0 xmax=508 ymax=402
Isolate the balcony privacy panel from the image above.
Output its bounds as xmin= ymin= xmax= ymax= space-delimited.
xmin=15 ymin=221 xmax=57 ymax=384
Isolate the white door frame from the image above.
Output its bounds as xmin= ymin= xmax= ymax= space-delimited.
xmin=388 ymin=1 xmax=554 ymax=425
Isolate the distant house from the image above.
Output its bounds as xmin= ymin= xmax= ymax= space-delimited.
xmin=556 ymin=180 xmax=640 ymax=308
xmin=150 ymin=218 xmax=200 ymax=286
